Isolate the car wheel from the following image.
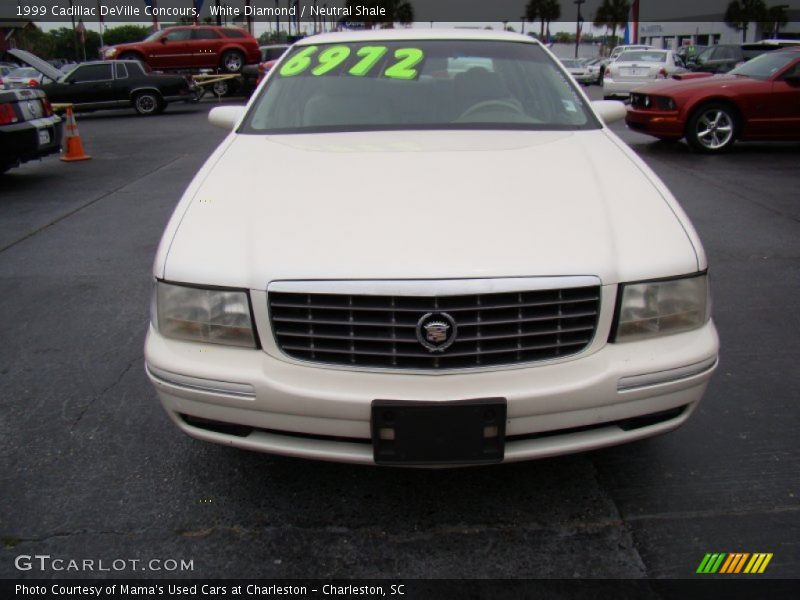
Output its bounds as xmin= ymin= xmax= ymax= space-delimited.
xmin=686 ymin=103 xmax=738 ymax=153
xmin=133 ymin=91 xmax=163 ymax=116
xmin=118 ymin=52 xmax=142 ymax=62
xmin=212 ymin=80 xmax=230 ymax=97
xmin=221 ymin=50 xmax=245 ymax=73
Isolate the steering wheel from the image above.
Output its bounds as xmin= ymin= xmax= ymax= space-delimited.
xmin=457 ymin=99 xmax=526 ymax=121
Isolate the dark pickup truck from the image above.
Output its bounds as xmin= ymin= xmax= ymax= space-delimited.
xmin=9 ymin=49 xmax=194 ymax=116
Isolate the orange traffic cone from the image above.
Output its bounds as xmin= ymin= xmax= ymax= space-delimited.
xmin=60 ymin=106 xmax=91 ymax=162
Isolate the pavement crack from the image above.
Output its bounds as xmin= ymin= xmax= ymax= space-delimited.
xmin=588 ymin=457 xmax=650 ymax=577
xmin=4 ymin=528 xmax=146 ymax=547
xmin=70 ymin=356 xmax=142 ymax=430
xmin=0 ymin=155 xmax=186 ymax=255
xmin=624 ymin=503 xmax=800 ymax=523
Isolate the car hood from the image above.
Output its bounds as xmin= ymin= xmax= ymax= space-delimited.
xmin=634 ymin=73 xmax=748 ymax=94
xmin=8 ymin=49 xmax=64 ymax=82
xmin=158 ymin=129 xmax=700 ymax=289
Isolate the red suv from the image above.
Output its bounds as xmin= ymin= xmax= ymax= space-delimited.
xmin=102 ymin=26 xmax=260 ymax=73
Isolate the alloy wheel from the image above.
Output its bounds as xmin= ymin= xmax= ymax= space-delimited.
xmin=695 ymin=109 xmax=734 ymax=150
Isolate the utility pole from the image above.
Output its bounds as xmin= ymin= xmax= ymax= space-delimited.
xmin=68 ymin=0 xmax=79 ymax=61
xmin=97 ymin=1 xmax=105 ymax=51
xmin=313 ymin=0 xmax=318 ymax=34
xmin=574 ymin=0 xmax=585 ymax=59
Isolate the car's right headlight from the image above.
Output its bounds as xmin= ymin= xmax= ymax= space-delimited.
xmin=613 ymin=274 xmax=710 ymax=342
xmin=152 ymin=281 xmax=257 ymax=348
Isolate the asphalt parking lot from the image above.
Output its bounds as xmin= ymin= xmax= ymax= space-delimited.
xmin=1 ymin=87 xmax=799 ymax=581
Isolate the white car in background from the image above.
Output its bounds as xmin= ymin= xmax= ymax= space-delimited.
xmin=603 ymin=49 xmax=687 ymax=99
xmin=145 ymin=29 xmax=718 ymax=466
xmin=583 ymin=57 xmax=610 ymax=84
xmin=1 ymin=67 xmax=47 ymax=89
xmin=559 ymin=58 xmax=594 ymax=85
xmin=609 ymin=44 xmax=654 ymax=60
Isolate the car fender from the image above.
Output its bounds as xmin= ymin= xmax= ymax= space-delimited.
xmin=681 ymin=93 xmax=743 ymax=128
xmin=128 ymin=86 xmax=164 ymax=101
xmin=218 ymin=43 xmax=248 ymax=58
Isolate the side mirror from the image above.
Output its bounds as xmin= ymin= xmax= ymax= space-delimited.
xmin=783 ymin=75 xmax=800 ymax=86
xmin=592 ymin=100 xmax=626 ymax=125
xmin=208 ymin=105 xmax=245 ymax=130
xmin=160 ymin=37 xmax=168 ymax=44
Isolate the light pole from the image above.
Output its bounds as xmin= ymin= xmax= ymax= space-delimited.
xmin=574 ymin=0 xmax=585 ymax=59
xmin=313 ymin=0 xmax=318 ymax=34
xmin=67 ymin=0 xmax=79 ymax=61
xmin=773 ymin=4 xmax=789 ymax=38
xmin=97 ymin=1 xmax=105 ymax=50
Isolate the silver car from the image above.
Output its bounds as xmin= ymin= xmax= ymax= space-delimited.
xmin=603 ymin=49 xmax=686 ymax=100
xmin=559 ymin=58 xmax=594 ymax=85
xmin=2 ymin=67 xmax=46 ymax=90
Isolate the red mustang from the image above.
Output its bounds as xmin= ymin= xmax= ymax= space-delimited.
xmin=625 ymin=48 xmax=800 ymax=152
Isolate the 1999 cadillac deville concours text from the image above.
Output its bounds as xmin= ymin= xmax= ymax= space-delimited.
xmin=145 ymin=29 xmax=719 ymax=467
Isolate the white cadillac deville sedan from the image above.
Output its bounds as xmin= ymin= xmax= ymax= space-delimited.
xmin=145 ymin=29 xmax=719 ymax=466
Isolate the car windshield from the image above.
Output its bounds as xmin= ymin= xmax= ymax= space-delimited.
xmin=143 ymin=31 xmax=163 ymax=42
xmin=243 ymin=40 xmax=599 ymax=134
xmin=695 ymin=46 xmax=715 ymax=64
xmin=729 ymin=51 xmax=798 ymax=79
xmin=617 ymin=51 xmax=667 ymax=63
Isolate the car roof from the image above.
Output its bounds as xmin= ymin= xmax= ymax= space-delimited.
xmin=161 ymin=24 xmax=241 ymax=31
xmin=296 ymin=28 xmax=541 ymax=46
xmin=743 ymin=39 xmax=800 ymax=47
xmin=71 ymin=60 xmax=134 ymax=66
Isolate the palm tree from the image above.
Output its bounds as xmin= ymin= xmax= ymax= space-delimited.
xmin=724 ymin=0 xmax=767 ymax=42
xmin=346 ymin=0 xmax=414 ymax=29
xmin=539 ymin=0 xmax=561 ymax=41
xmin=524 ymin=0 xmax=542 ymax=38
xmin=593 ymin=0 xmax=630 ymax=49
xmin=760 ymin=4 xmax=789 ymax=39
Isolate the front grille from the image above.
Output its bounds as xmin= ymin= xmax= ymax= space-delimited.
xmin=630 ymin=93 xmax=649 ymax=109
xmin=268 ymin=286 xmax=601 ymax=370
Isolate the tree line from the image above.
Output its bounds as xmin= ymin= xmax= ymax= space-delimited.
xmin=14 ymin=25 xmax=153 ymax=61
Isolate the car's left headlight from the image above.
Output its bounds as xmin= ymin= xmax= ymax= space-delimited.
xmin=152 ymin=281 xmax=257 ymax=348
xmin=613 ymin=274 xmax=710 ymax=342
xmin=104 ymin=48 xmax=117 ymax=58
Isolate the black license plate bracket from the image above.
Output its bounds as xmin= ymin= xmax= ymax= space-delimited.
xmin=371 ymin=398 xmax=507 ymax=466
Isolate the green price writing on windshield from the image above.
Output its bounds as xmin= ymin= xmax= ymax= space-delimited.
xmin=348 ymin=46 xmax=389 ymax=77
xmin=384 ymin=48 xmax=425 ymax=80
xmin=279 ymin=45 xmax=318 ymax=77
xmin=279 ymin=45 xmax=425 ymax=79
